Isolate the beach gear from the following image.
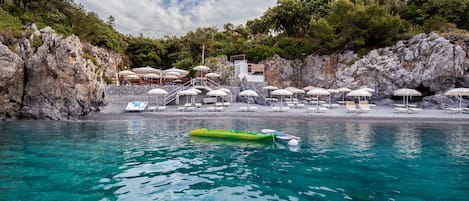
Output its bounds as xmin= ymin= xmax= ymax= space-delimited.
xmin=190 ymin=128 xmax=275 ymax=141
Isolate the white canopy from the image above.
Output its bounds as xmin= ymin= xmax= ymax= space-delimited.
xmin=144 ymin=73 xmax=160 ymax=79
xmin=118 ymin=70 xmax=136 ymax=76
xmin=193 ymin=65 xmax=210 ymax=71
xmin=207 ymin=90 xmax=228 ymax=97
xmin=271 ymin=89 xmax=293 ymax=96
xmin=307 ymin=88 xmax=330 ymax=96
xmin=147 ymin=88 xmax=168 ymax=95
xmin=393 ymin=88 xmax=422 ymax=96
xmin=347 ymin=89 xmax=372 ymax=97
xmin=264 ymin=86 xmax=279 ymax=90
xmin=205 ymin=72 xmax=220 ymax=78
xmin=239 ymin=90 xmax=259 ymax=97
xmin=132 ymin=66 xmax=161 ymax=74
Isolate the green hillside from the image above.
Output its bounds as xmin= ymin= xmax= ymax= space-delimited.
xmin=1 ymin=0 xmax=468 ymax=70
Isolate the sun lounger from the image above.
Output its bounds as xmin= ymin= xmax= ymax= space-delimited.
xmin=446 ymin=107 xmax=462 ymax=114
xmin=345 ymin=101 xmax=359 ymax=113
xmin=358 ymin=101 xmax=372 ymax=113
xmin=177 ymin=106 xmax=186 ymax=112
xmin=272 ymin=107 xmax=281 ymax=112
xmin=215 ymin=102 xmax=224 ymax=107
xmin=394 ymin=107 xmax=407 ymax=113
xmin=147 ymin=106 xmax=157 ymax=112
xmin=223 ymin=102 xmax=231 ymax=107
xmin=125 ymin=101 xmax=148 ymax=112
xmin=248 ymin=106 xmax=257 ymax=112
xmin=207 ymin=106 xmax=216 ymax=112
xmin=407 ymin=108 xmax=422 ymax=113
xmin=239 ymin=106 xmax=248 ymax=112
xmin=280 ymin=106 xmax=290 ymax=112
xmin=307 ymin=107 xmax=317 ymax=112
xmin=317 ymin=107 xmax=328 ymax=113
xmin=215 ymin=107 xmax=225 ymax=112
xmin=194 ymin=103 xmax=202 ymax=108
xmin=186 ymin=106 xmax=196 ymax=112
xmin=158 ymin=106 xmax=167 ymax=111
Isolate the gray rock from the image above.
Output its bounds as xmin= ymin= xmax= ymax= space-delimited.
xmin=0 ymin=43 xmax=24 ymax=120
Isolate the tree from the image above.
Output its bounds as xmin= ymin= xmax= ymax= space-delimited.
xmin=106 ymin=15 xmax=115 ymax=28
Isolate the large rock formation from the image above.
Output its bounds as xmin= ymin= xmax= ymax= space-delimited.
xmin=264 ymin=33 xmax=468 ymax=108
xmin=0 ymin=44 xmax=24 ymax=120
xmin=0 ymin=25 xmax=122 ymax=120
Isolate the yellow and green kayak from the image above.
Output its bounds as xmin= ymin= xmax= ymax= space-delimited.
xmin=190 ymin=128 xmax=275 ymax=141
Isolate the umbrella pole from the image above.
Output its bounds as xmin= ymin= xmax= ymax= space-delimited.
xmin=460 ymin=95 xmax=462 ymax=114
xmin=316 ymin=95 xmax=319 ymax=109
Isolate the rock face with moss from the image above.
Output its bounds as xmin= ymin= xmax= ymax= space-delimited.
xmin=0 ymin=43 xmax=24 ymax=120
xmin=264 ymin=33 xmax=468 ymax=108
xmin=0 ymin=25 xmax=122 ymax=120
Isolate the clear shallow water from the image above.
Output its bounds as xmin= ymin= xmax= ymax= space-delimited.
xmin=0 ymin=118 xmax=468 ymax=201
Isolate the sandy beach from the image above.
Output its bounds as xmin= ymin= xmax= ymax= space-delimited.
xmin=83 ymin=102 xmax=469 ymax=124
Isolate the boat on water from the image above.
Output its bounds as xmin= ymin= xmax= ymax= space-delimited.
xmin=190 ymin=128 xmax=275 ymax=141
xmin=125 ymin=101 xmax=148 ymax=112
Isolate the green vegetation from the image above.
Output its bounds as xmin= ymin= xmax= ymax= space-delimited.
xmin=1 ymin=0 xmax=469 ymax=70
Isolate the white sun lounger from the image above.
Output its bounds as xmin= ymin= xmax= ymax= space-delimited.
xmin=125 ymin=101 xmax=148 ymax=112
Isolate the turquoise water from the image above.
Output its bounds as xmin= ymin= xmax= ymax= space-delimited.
xmin=0 ymin=118 xmax=468 ymax=201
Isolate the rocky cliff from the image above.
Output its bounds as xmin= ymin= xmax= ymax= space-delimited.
xmin=0 ymin=25 xmax=122 ymax=120
xmin=264 ymin=33 xmax=468 ymax=108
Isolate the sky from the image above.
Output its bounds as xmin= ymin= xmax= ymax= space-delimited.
xmin=74 ymin=0 xmax=277 ymax=38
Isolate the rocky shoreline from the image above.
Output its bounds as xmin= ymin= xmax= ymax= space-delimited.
xmin=1 ymin=27 xmax=468 ymax=121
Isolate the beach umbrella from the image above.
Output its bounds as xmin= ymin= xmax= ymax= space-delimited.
xmin=147 ymin=88 xmax=168 ymax=106
xmin=207 ymin=89 xmax=228 ymax=103
xmin=239 ymin=90 xmax=259 ymax=107
xmin=337 ymin=87 xmax=352 ymax=102
xmin=118 ymin=70 xmax=136 ymax=76
xmin=164 ymin=68 xmax=189 ymax=77
xmin=445 ymin=88 xmax=469 ymax=113
xmin=271 ymin=89 xmax=293 ymax=107
xmin=194 ymin=65 xmax=210 ymax=77
xmin=205 ymin=72 xmax=220 ymax=78
xmin=307 ymin=88 xmax=330 ymax=109
xmin=218 ymin=88 xmax=231 ymax=93
xmin=144 ymin=73 xmax=160 ymax=85
xmin=132 ymin=66 xmax=161 ymax=74
xmin=178 ymin=89 xmax=198 ymax=104
xmin=347 ymin=89 xmax=371 ymax=102
xmin=393 ymin=88 xmax=422 ymax=108
xmin=360 ymin=86 xmax=375 ymax=93
xmin=285 ymin=87 xmax=305 ymax=99
xmin=263 ymin=86 xmax=278 ymax=99
xmin=302 ymin=86 xmax=316 ymax=91
xmin=165 ymin=71 xmax=181 ymax=76
xmin=125 ymin=74 xmax=140 ymax=80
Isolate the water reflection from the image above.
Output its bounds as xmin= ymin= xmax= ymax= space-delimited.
xmin=393 ymin=124 xmax=421 ymax=159
xmin=446 ymin=125 xmax=469 ymax=159
xmin=344 ymin=122 xmax=373 ymax=153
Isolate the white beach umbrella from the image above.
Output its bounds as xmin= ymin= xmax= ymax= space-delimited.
xmin=194 ymin=65 xmax=210 ymax=78
xmin=178 ymin=89 xmax=198 ymax=104
xmin=132 ymin=66 xmax=161 ymax=74
xmin=239 ymin=90 xmax=259 ymax=107
xmin=165 ymin=71 xmax=181 ymax=76
xmin=394 ymin=88 xmax=422 ymax=108
xmin=445 ymin=88 xmax=469 ymax=113
xmin=147 ymin=88 xmax=168 ymax=106
xmin=218 ymin=88 xmax=231 ymax=93
xmin=263 ymin=86 xmax=278 ymax=99
xmin=303 ymin=86 xmax=316 ymax=91
xmin=125 ymin=74 xmax=140 ymax=80
xmin=307 ymin=88 xmax=330 ymax=109
xmin=271 ymin=89 xmax=293 ymax=107
xmin=118 ymin=70 xmax=136 ymax=76
xmin=337 ymin=87 xmax=352 ymax=102
xmin=360 ymin=86 xmax=375 ymax=93
xmin=164 ymin=74 xmax=179 ymax=80
xmin=144 ymin=73 xmax=160 ymax=79
xmin=164 ymin=67 xmax=189 ymax=77
xmin=205 ymin=72 xmax=220 ymax=78
xmin=207 ymin=89 xmax=227 ymax=103
xmin=347 ymin=89 xmax=372 ymax=102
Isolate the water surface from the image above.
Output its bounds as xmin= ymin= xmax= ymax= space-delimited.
xmin=0 ymin=118 xmax=468 ymax=200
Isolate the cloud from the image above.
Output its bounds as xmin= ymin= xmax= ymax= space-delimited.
xmin=74 ymin=0 xmax=276 ymax=38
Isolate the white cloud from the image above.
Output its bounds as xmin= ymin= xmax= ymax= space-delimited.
xmin=74 ymin=0 xmax=276 ymax=38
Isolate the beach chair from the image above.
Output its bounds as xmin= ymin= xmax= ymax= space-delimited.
xmin=207 ymin=106 xmax=216 ymax=112
xmin=317 ymin=107 xmax=328 ymax=113
xmin=280 ymin=106 xmax=290 ymax=112
xmin=393 ymin=107 xmax=408 ymax=114
xmin=194 ymin=103 xmax=202 ymax=108
xmin=215 ymin=107 xmax=225 ymax=112
xmin=345 ymin=101 xmax=359 ymax=113
xmin=358 ymin=101 xmax=372 ymax=113
xmin=158 ymin=106 xmax=167 ymax=111
xmin=239 ymin=106 xmax=248 ymax=112
xmin=407 ymin=108 xmax=423 ymax=114
xmin=248 ymin=106 xmax=257 ymax=112
xmin=307 ymin=107 xmax=317 ymax=113
xmin=446 ymin=107 xmax=462 ymax=114
xmin=223 ymin=102 xmax=231 ymax=107
xmin=147 ymin=106 xmax=157 ymax=112
xmin=272 ymin=107 xmax=281 ymax=112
